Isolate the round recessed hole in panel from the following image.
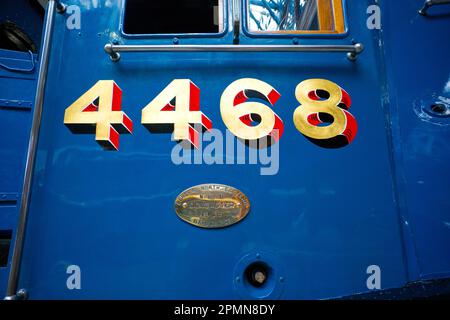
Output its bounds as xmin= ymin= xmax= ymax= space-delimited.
xmin=426 ymin=103 xmax=450 ymax=118
xmin=245 ymin=262 xmax=270 ymax=288
xmin=233 ymin=252 xmax=284 ymax=299
xmin=414 ymin=94 xmax=450 ymax=125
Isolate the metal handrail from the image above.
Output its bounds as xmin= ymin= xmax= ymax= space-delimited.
xmin=4 ymin=0 xmax=63 ymax=300
xmin=104 ymin=43 xmax=364 ymax=62
xmin=419 ymin=0 xmax=450 ymax=15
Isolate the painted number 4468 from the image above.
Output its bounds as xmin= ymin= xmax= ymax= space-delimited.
xmin=64 ymin=78 xmax=358 ymax=150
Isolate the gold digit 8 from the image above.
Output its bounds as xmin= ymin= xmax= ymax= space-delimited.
xmin=293 ymin=79 xmax=358 ymax=148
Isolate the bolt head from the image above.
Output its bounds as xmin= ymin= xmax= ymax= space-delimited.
xmin=16 ymin=289 xmax=28 ymax=300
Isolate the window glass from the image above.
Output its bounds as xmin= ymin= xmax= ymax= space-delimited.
xmin=247 ymin=0 xmax=345 ymax=34
xmin=123 ymin=0 xmax=224 ymax=35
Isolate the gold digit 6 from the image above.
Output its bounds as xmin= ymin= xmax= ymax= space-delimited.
xmin=220 ymin=78 xmax=284 ymax=147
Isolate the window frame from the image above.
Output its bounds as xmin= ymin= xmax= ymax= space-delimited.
xmin=119 ymin=0 xmax=228 ymax=39
xmin=243 ymin=0 xmax=349 ymax=38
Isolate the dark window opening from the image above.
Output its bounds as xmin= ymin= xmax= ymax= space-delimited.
xmin=0 ymin=0 xmax=44 ymax=53
xmin=123 ymin=0 xmax=224 ymax=35
xmin=0 ymin=20 xmax=37 ymax=53
xmin=0 ymin=230 xmax=12 ymax=267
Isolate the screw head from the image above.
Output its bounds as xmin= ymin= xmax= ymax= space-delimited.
xmin=56 ymin=3 xmax=67 ymax=14
xmin=16 ymin=289 xmax=28 ymax=300
xmin=347 ymin=52 xmax=357 ymax=61
xmin=110 ymin=52 xmax=121 ymax=62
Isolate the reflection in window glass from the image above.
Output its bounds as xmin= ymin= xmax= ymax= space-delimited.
xmin=247 ymin=0 xmax=344 ymax=33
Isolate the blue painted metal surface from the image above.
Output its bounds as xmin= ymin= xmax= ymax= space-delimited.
xmin=381 ymin=0 xmax=450 ymax=281
xmin=2 ymin=0 xmax=449 ymax=299
xmin=0 ymin=48 xmax=38 ymax=295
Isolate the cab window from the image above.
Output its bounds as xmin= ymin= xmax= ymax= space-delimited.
xmin=247 ymin=0 xmax=345 ymax=34
xmin=123 ymin=0 xmax=224 ymax=35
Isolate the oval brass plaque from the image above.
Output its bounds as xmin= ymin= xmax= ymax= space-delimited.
xmin=174 ymin=184 xmax=250 ymax=228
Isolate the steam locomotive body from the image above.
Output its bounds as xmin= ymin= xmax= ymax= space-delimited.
xmin=0 ymin=0 xmax=449 ymax=299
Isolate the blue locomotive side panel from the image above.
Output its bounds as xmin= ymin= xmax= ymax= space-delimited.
xmin=0 ymin=0 xmax=43 ymax=295
xmin=1 ymin=0 xmax=449 ymax=299
xmin=381 ymin=0 xmax=450 ymax=280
